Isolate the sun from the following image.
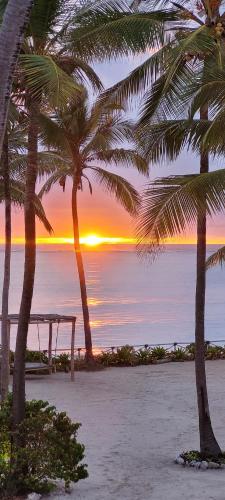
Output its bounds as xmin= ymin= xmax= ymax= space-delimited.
xmin=80 ymin=235 xmax=102 ymax=246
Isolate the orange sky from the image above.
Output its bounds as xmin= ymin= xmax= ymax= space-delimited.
xmin=1 ymin=59 xmax=225 ymax=246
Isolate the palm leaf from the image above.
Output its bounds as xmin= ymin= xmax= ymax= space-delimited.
xmin=0 ymin=179 xmax=53 ymax=233
xmin=137 ymin=169 xmax=225 ymax=251
xmin=138 ymin=119 xmax=211 ymax=160
xmin=93 ymin=148 xmax=149 ymax=175
xmin=93 ymin=166 xmax=140 ymax=214
xmin=69 ymin=9 xmax=174 ymax=62
xmin=39 ymin=167 xmax=72 ymax=197
xmin=206 ymin=246 xmax=225 ymax=270
xmin=20 ymin=54 xmax=82 ymax=106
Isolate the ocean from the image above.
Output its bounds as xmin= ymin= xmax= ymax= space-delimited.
xmin=1 ymin=244 xmax=225 ymax=352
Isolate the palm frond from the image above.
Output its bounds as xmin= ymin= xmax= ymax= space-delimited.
xmin=39 ymin=167 xmax=72 ymax=197
xmin=93 ymin=166 xmax=140 ymax=214
xmin=93 ymin=148 xmax=149 ymax=175
xmin=69 ymin=9 xmax=175 ymax=62
xmin=206 ymin=246 xmax=225 ymax=270
xmin=20 ymin=54 xmax=82 ymax=106
xmin=138 ymin=119 xmax=211 ymax=160
xmin=38 ymin=113 xmax=70 ymax=152
xmin=137 ymin=169 xmax=225 ymax=252
xmin=0 ymin=179 xmax=53 ymax=233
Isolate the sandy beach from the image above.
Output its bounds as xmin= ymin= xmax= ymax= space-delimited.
xmin=25 ymin=361 xmax=225 ymax=500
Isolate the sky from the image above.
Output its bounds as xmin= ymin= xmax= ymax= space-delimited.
xmin=1 ymin=55 xmax=225 ymax=246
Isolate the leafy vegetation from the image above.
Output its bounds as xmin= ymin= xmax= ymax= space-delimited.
xmin=181 ymin=450 xmax=225 ymax=465
xmin=0 ymin=396 xmax=87 ymax=496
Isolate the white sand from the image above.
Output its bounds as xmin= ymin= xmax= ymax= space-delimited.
xmin=25 ymin=361 xmax=225 ymax=500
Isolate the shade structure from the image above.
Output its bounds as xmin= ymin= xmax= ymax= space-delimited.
xmin=0 ymin=313 xmax=76 ymax=381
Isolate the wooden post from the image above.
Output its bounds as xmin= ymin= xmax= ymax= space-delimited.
xmin=71 ymin=319 xmax=76 ymax=381
xmin=48 ymin=322 xmax=53 ymax=374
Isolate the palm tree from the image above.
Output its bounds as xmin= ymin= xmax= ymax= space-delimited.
xmin=0 ymin=117 xmax=53 ymax=401
xmin=39 ymin=96 xmax=148 ymax=362
xmin=135 ymin=105 xmax=225 ymax=456
xmin=9 ymin=0 xmax=173 ymax=427
xmin=0 ymin=0 xmax=33 ymax=156
xmin=106 ymin=0 xmax=225 ymax=458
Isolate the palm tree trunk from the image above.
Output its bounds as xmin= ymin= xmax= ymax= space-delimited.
xmin=72 ymin=177 xmax=94 ymax=363
xmin=195 ymin=104 xmax=221 ymax=456
xmin=1 ymin=132 xmax=11 ymax=401
xmin=12 ymin=102 xmax=38 ymax=426
xmin=0 ymin=0 xmax=33 ymax=157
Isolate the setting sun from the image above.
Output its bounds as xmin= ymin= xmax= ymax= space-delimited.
xmin=80 ymin=235 xmax=103 ymax=246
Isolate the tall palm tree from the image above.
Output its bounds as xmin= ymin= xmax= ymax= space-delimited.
xmin=0 ymin=0 xmax=33 ymax=156
xmin=106 ymin=0 xmax=225 ymax=457
xmin=0 ymin=118 xmax=53 ymax=400
xmin=135 ymin=109 xmax=225 ymax=456
xmin=39 ymin=96 xmax=148 ymax=362
xmin=9 ymin=0 xmax=173 ymax=427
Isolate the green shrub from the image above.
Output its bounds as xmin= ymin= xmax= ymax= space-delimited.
xmin=25 ymin=349 xmax=48 ymax=364
xmin=0 ymin=396 xmax=88 ymax=496
xmin=181 ymin=449 xmax=225 ymax=464
xmin=135 ymin=347 xmax=152 ymax=365
xmin=205 ymin=345 xmax=225 ymax=360
xmin=115 ymin=345 xmax=136 ymax=366
xmin=97 ymin=350 xmax=117 ymax=367
xmin=151 ymin=346 xmax=167 ymax=360
xmin=185 ymin=343 xmax=196 ymax=359
xmin=171 ymin=348 xmax=188 ymax=362
xmin=54 ymin=353 xmax=71 ymax=372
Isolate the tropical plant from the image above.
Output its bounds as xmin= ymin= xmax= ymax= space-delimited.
xmin=206 ymin=245 xmax=225 ymax=269
xmin=115 ymin=345 xmax=136 ymax=365
xmin=151 ymin=345 xmax=167 ymax=359
xmin=135 ymin=346 xmax=153 ymax=364
xmin=39 ymin=95 xmax=148 ymax=362
xmin=0 ymin=396 xmax=88 ymax=496
xmin=0 ymin=0 xmax=33 ymax=156
xmin=171 ymin=348 xmax=188 ymax=362
xmin=0 ymin=118 xmax=53 ymax=401
xmin=108 ymin=0 xmax=225 ymax=456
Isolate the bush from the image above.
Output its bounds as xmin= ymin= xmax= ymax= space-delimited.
xmin=185 ymin=343 xmax=196 ymax=359
xmin=54 ymin=353 xmax=71 ymax=372
xmin=0 ymin=396 xmax=88 ymax=496
xmin=25 ymin=349 xmax=49 ymax=364
xmin=171 ymin=348 xmax=188 ymax=362
xmin=205 ymin=345 xmax=225 ymax=360
xmin=115 ymin=345 xmax=136 ymax=366
xmin=151 ymin=346 xmax=167 ymax=360
xmin=97 ymin=350 xmax=117 ymax=367
xmin=135 ymin=347 xmax=152 ymax=365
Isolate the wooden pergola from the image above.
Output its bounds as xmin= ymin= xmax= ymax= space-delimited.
xmin=0 ymin=314 xmax=76 ymax=381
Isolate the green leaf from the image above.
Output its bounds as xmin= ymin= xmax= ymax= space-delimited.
xmin=93 ymin=148 xmax=149 ymax=175
xmin=206 ymin=246 xmax=225 ymax=270
xmin=20 ymin=54 xmax=82 ymax=106
xmin=93 ymin=166 xmax=140 ymax=214
xmin=137 ymin=170 xmax=225 ymax=251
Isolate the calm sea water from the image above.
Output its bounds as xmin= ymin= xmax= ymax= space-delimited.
xmin=0 ymin=244 xmax=225 ymax=352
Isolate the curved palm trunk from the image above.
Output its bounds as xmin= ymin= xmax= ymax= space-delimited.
xmin=72 ymin=177 xmax=94 ymax=363
xmin=12 ymin=102 xmax=38 ymax=426
xmin=0 ymin=0 xmax=33 ymax=157
xmin=1 ymin=132 xmax=11 ymax=401
xmin=195 ymin=104 xmax=221 ymax=456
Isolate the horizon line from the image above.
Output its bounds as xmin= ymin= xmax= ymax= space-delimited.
xmin=0 ymin=236 xmax=225 ymax=246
